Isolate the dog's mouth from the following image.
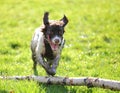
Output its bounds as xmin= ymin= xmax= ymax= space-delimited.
xmin=50 ymin=42 xmax=59 ymax=51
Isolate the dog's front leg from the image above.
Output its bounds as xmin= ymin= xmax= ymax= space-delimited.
xmin=47 ymin=55 xmax=60 ymax=76
xmin=35 ymin=54 xmax=51 ymax=72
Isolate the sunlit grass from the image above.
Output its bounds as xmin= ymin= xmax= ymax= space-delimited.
xmin=0 ymin=0 xmax=120 ymax=92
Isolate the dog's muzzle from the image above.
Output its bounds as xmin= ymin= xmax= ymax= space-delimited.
xmin=47 ymin=35 xmax=62 ymax=51
xmin=52 ymin=36 xmax=61 ymax=44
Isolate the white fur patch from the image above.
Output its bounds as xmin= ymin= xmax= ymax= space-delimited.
xmin=31 ymin=27 xmax=45 ymax=55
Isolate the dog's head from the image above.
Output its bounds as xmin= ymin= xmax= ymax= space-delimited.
xmin=42 ymin=12 xmax=68 ymax=51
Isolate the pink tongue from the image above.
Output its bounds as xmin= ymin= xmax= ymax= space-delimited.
xmin=51 ymin=43 xmax=59 ymax=51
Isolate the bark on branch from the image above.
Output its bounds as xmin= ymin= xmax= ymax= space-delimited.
xmin=0 ymin=75 xmax=120 ymax=91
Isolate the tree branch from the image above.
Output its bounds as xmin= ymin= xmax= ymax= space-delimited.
xmin=0 ymin=75 xmax=120 ymax=91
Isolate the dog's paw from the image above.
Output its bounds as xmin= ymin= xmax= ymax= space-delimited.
xmin=47 ymin=68 xmax=56 ymax=76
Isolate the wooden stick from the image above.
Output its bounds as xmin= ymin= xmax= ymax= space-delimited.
xmin=0 ymin=75 xmax=120 ymax=91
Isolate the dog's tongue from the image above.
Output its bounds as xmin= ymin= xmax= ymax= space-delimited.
xmin=50 ymin=43 xmax=59 ymax=51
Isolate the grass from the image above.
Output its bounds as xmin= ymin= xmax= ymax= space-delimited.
xmin=0 ymin=0 xmax=120 ymax=92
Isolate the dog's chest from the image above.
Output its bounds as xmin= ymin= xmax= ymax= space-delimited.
xmin=43 ymin=41 xmax=54 ymax=59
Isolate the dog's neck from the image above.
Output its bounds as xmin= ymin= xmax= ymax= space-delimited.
xmin=43 ymin=38 xmax=55 ymax=60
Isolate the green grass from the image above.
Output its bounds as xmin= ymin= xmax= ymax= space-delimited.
xmin=0 ymin=0 xmax=120 ymax=93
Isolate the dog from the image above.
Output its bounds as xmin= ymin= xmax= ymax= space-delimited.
xmin=31 ymin=12 xmax=68 ymax=76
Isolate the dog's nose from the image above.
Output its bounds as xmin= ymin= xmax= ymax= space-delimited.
xmin=54 ymin=39 xmax=60 ymax=44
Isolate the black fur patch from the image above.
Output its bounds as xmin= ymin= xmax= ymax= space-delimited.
xmin=43 ymin=39 xmax=55 ymax=60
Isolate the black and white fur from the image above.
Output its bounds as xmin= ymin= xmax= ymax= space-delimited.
xmin=31 ymin=12 xmax=68 ymax=76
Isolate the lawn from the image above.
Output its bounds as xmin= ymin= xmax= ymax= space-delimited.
xmin=0 ymin=0 xmax=120 ymax=93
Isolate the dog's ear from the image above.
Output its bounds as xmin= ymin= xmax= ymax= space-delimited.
xmin=43 ymin=12 xmax=49 ymax=26
xmin=60 ymin=15 xmax=68 ymax=27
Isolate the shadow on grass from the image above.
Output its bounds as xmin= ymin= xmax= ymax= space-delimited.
xmin=39 ymin=84 xmax=69 ymax=93
xmin=38 ymin=84 xmax=93 ymax=93
xmin=0 ymin=90 xmax=8 ymax=93
xmin=33 ymin=68 xmax=38 ymax=76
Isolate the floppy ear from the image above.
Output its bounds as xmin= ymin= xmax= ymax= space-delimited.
xmin=60 ymin=15 xmax=68 ymax=27
xmin=43 ymin=12 xmax=49 ymax=26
